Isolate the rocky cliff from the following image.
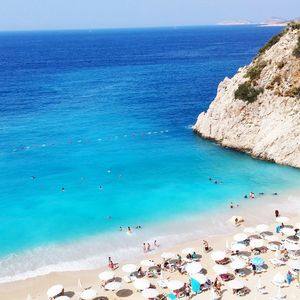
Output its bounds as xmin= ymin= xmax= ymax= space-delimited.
xmin=193 ymin=23 xmax=300 ymax=168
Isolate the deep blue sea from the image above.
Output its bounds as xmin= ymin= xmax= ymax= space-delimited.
xmin=1 ymin=26 xmax=300 ymax=281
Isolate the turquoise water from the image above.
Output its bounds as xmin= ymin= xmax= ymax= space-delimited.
xmin=0 ymin=26 xmax=299 ymax=280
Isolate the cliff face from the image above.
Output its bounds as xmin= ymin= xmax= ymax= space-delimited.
xmin=193 ymin=24 xmax=300 ymax=168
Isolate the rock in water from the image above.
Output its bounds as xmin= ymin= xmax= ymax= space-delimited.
xmin=193 ymin=23 xmax=300 ymax=168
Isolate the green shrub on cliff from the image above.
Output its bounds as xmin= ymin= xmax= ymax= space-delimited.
xmin=285 ymin=86 xmax=300 ymax=98
xmin=235 ymin=82 xmax=263 ymax=103
xmin=245 ymin=61 xmax=267 ymax=81
xmin=258 ymin=31 xmax=284 ymax=55
xmin=292 ymin=36 xmax=300 ymax=58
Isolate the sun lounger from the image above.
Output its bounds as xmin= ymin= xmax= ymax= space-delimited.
xmin=158 ymin=280 xmax=168 ymax=288
xmin=256 ymin=286 xmax=267 ymax=294
xmin=269 ymin=258 xmax=286 ymax=267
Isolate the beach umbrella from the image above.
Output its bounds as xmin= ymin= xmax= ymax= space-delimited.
xmin=281 ymin=227 xmax=295 ymax=236
xmin=56 ymin=297 xmax=70 ymax=300
xmin=276 ymin=216 xmax=289 ymax=223
xmin=231 ymin=243 xmax=246 ymax=252
xmin=230 ymin=259 xmax=246 ymax=270
xmin=105 ymin=281 xmax=122 ymax=291
xmin=161 ymin=252 xmax=175 ymax=260
xmin=251 ymin=256 xmax=264 ymax=266
xmin=142 ymin=288 xmax=159 ymax=299
xmin=250 ymin=239 xmax=264 ymax=248
xmin=134 ymin=278 xmax=150 ymax=290
xmin=244 ymin=227 xmax=256 ymax=234
xmin=265 ymin=235 xmax=279 ymax=242
xmin=47 ymin=284 xmax=64 ymax=299
xmin=284 ymin=242 xmax=300 ymax=251
xmin=98 ymin=271 xmax=114 ymax=281
xmin=80 ymin=289 xmax=97 ymax=300
xmin=256 ymin=224 xmax=269 ymax=233
xmin=185 ymin=262 xmax=202 ymax=274
xmin=140 ymin=259 xmax=155 ymax=268
xmin=213 ymin=264 xmax=228 ymax=275
xmin=122 ymin=264 xmax=138 ymax=273
xmin=211 ymin=250 xmax=226 ymax=261
xmin=191 ymin=273 xmax=207 ymax=284
xmin=167 ymin=280 xmax=184 ymax=291
xmin=289 ymin=260 xmax=300 ymax=270
xmin=273 ymin=272 xmax=285 ymax=284
xmin=228 ymin=279 xmax=245 ymax=290
xmin=233 ymin=233 xmax=247 ymax=242
xmin=181 ymin=247 xmax=195 ymax=255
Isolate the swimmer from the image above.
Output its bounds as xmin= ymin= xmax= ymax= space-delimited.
xmin=273 ymin=192 xmax=278 ymax=196
xmin=61 ymin=187 xmax=65 ymax=192
xmin=107 ymin=216 xmax=112 ymax=219
xmin=230 ymin=202 xmax=234 ymax=209
xmin=119 ymin=226 xmax=122 ymax=231
xmin=31 ymin=176 xmax=36 ymax=180
xmin=127 ymin=226 xmax=132 ymax=235
xmin=99 ymin=185 xmax=103 ymax=190
xmin=214 ymin=180 xmax=218 ymax=184
xmin=244 ymin=195 xmax=248 ymax=199
xmin=209 ymin=178 xmax=212 ymax=181
xmin=154 ymin=240 xmax=159 ymax=247
xmin=135 ymin=225 xmax=142 ymax=229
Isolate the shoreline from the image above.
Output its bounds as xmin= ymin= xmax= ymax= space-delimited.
xmin=0 ymin=187 xmax=300 ymax=299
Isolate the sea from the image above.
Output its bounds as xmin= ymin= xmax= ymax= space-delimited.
xmin=0 ymin=25 xmax=299 ymax=282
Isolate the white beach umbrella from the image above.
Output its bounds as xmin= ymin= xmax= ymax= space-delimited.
xmin=105 ymin=281 xmax=122 ymax=291
xmin=140 ymin=259 xmax=155 ymax=268
xmin=191 ymin=273 xmax=207 ymax=284
xmin=142 ymin=288 xmax=159 ymax=299
xmin=276 ymin=216 xmax=289 ymax=223
xmin=256 ymin=224 xmax=269 ymax=233
xmin=265 ymin=235 xmax=279 ymax=242
xmin=122 ymin=264 xmax=138 ymax=273
xmin=181 ymin=247 xmax=195 ymax=255
xmin=133 ymin=278 xmax=150 ymax=290
xmin=289 ymin=260 xmax=300 ymax=270
xmin=80 ymin=289 xmax=97 ymax=300
xmin=167 ymin=280 xmax=184 ymax=291
xmin=231 ymin=243 xmax=246 ymax=252
xmin=281 ymin=227 xmax=295 ymax=236
xmin=185 ymin=262 xmax=202 ymax=274
xmin=233 ymin=233 xmax=247 ymax=242
xmin=228 ymin=279 xmax=245 ymax=289
xmin=273 ymin=272 xmax=285 ymax=284
xmin=230 ymin=259 xmax=246 ymax=270
xmin=244 ymin=227 xmax=256 ymax=234
xmin=98 ymin=271 xmax=114 ymax=281
xmin=56 ymin=297 xmax=70 ymax=300
xmin=250 ymin=239 xmax=264 ymax=248
xmin=284 ymin=242 xmax=300 ymax=251
xmin=161 ymin=252 xmax=175 ymax=260
xmin=211 ymin=250 xmax=226 ymax=261
xmin=47 ymin=284 xmax=64 ymax=298
xmin=213 ymin=264 xmax=228 ymax=275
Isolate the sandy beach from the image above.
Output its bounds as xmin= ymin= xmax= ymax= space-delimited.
xmin=1 ymin=188 xmax=300 ymax=300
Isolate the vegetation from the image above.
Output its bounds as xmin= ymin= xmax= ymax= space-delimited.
xmin=234 ymin=82 xmax=263 ymax=103
xmin=245 ymin=61 xmax=267 ymax=81
xmin=292 ymin=36 xmax=300 ymax=58
xmin=258 ymin=31 xmax=285 ymax=56
xmin=288 ymin=22 xmax=300 ymax=30
xmin=285 ymin=86 xmax=300 ymax=98
xmin=277 ymin=61 xmax=285 ymax=69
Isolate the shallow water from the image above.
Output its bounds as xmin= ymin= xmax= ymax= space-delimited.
xmin=0 ymin=25 xmax=299 ymax=281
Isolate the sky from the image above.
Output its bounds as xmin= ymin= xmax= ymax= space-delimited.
xmin=0 ymin=0 xmax=299 ymax=31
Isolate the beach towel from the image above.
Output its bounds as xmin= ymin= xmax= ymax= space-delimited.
xmin=191 ymin=278 xmax=201 ymax=293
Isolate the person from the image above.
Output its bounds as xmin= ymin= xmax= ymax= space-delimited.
xmin=119 ymin=226 xmax=122 ymax=231
xmin=203 ymin=240 xmax=209 ymax=252
xmin=275 ymin=210 xmax=280 ymax=218
xmin=177 ymin=254 xmax=182 ymax=266
xmin=143 ymin=243 xmax=147 ymax=253
xmin=235 ymin=218 xmax=239 ymax=226
xmin=99 ymin=185 xmax=103 ymax=190
xmin=230 ymin=202 xmax=234 ymax=209
xmin=154 ymin=240 xmax=159 ymax=247
xmin=147 ymin=243 xmax=151 ymax=252
xmin=61 ymin=187 xmax=65 ymax=192
xmin=137 ymin=267 xmax=143 ymax=277
xmin=184 ymin=284 xmax=191 ymax=299
xmin=108 ymin=257 xmax=117 ymax=270
xmin=244 ymin=195 xmax=248 ymax=199
xmin=127 ymin=227 xmax=132 ymax=234
xmin=287 ymin=271 xmax=292 ymax=284
xmin=191 ymin=251 xmax=197 ymax=260
xmin=31 ymin=176 xmax=36 ymax=180
xmin=252 ymin=263 xmax=256 ymax=275
xmin=186 ymin=253 xmax=192 ymax=260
